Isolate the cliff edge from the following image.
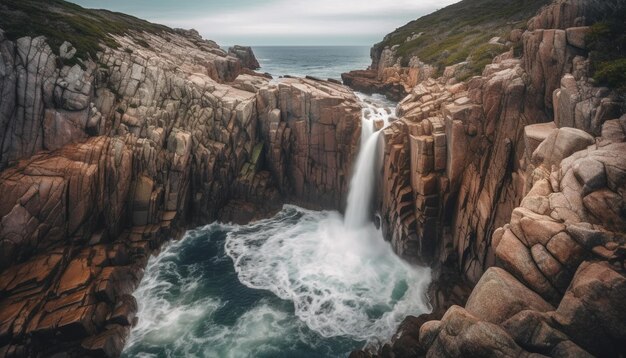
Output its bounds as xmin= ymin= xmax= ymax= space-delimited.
xmin=0 ymin=1 xmax=363 ymax=356
xmin=352 ymin=0 xmax=626 ymax=357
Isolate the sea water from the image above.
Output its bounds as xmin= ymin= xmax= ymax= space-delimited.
xmin=122 ymin=208 xmax=431 ymax=357
xmin=252 ymin=46 xmax=371 ymax=80
xmin=122 ymin=47 xmax=431 ymax=358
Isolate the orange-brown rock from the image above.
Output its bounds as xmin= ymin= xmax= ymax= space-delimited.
xmin=257 ymin=78 xmax=361 ymax=209
xmin=355 ymin=1 xmax=626 ymax=357
xmin=341 ymin=70 xmax=408 ymax=101
xmin=0 ymin=13 xmax=362 ymax=356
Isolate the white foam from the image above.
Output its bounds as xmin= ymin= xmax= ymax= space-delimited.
xmin=344 ymin=92 xmax=396 ymax=228
xmin=124 ymin=238 xmax=221 ymax=351
xmin=127 ymin=209 xmax=432 ymax=356
xmin=126 ymin=93 xmax=431 ymax=356
xmin=225 ymin=206 xmax=432 ymax=342
xmin=124 ymin=226 xmax=318 ymax=358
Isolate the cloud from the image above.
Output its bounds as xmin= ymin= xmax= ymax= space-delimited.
xmin=153 ymin=0 xmax=460 ymax=45
xmin=70 ymin=0 xmax=460 ymax=45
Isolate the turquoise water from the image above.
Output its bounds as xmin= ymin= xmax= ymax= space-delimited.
xmin=122 ymin=47 xmax=431 ymax=358
xmin=252 ymin=46 xmax=371 ymax=80
xmin=123 ymin=207 xmax=431 ymax=358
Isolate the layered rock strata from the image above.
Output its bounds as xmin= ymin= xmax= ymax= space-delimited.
xmin=0 ymin=21 xmax=361 ymax=356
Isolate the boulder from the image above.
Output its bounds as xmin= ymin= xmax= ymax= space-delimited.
xmin=421 ymin=306 xmax=530 ymax=358
xmin=554 ymin=261 xmax=626 ymax=357
xmin=465 ymin=267 xmax=554 ymax=324
xmin=502 ymin=310 xmax=593 ymax=357
xmin=524 ymin=122 xmax=557 ymax=160
xmin=228 ymin=45 xmax=260 ymax=70
xmin=532 ymin=127 xmax=595 ymax=167
xmin=495 ymin=229 xmax=561 ymax=304
xmin=565 ymin=27 xmax=590 ymax=49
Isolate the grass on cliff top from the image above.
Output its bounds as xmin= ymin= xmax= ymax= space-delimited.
xmin=377 ymin=0 xmax=551 ymax=75
xmin=0 ymin=0 xmax=172 ymax=63
xmin=586 ymin=4 xmax=626 ymax=95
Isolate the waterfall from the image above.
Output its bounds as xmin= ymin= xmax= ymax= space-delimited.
xmin=344 ymin=97 xmax=393 ymax=229
xmin=125 ymin=94 xmax=432 ymax=358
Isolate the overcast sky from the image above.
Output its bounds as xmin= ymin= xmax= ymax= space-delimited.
xmin=68 ymin=0 xmax=460 ymax=46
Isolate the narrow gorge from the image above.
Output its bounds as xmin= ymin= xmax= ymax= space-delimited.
xmin=0 ymin=0 xmax=625 ymax=357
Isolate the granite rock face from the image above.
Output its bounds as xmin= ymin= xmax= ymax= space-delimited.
xmin=341 ymin=69 xmax=408 ymax=101
xmin=526 ymin=0 xmax=619 ymax=31
xmin=2 ymin=0 xmax=626 ymax=356
xmin=0 ymin=23 xmax=362 ymax=356
xmin=257 ymin=78 xmax=361 ymax=208
xmin=372 ymin=0 xmax=624 ymax=274
xmin=354 ymin=0 xmax=626 ymax=356
xmin=341 ymin=53 xmax=436 ymax=101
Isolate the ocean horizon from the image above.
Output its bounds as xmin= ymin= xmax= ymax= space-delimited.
xmin=250 ymin=45 xmax=371 ymax=80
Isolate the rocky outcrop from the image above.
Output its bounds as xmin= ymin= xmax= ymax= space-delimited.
xmin=415 ymin=127 xmax=626 ymax=355
xmin=0 ymin=28 xmax=244 ymax=171
xmin=374 ymin=54 xmax=533 ymax=274
xmin=228 ymin=45 xmax=260 ymax=70
xmin=342 ymin=56 xmax=436 ymax=101
xmin=341 ymin=0 xmax=551 ymax=101
xmin=373 ymin=0 xmax=624 ymax=276
xmin=0 ymin=9 xmax=362 ymax=355
xmin=354 ymin=0 xmax=626 ymax=356
xmin=526 ymin=0 xmax=619 ymax=31
xmin=341 ymin=70 xmax=407 ymax=101
xmin=1 ymin=0 xmax=625 ymax=356
xmin=256 ymin=78 xmax=361 ymax=208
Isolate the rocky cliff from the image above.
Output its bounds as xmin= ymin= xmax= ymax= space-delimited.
xmin=352 ymin=0 xmax=626 ymax=357
xmin=0 ymin=1 xmax=362 ymax=356
xmin=1 ymin=0 xmax=625 ymax=356
xmin=342 ymin=0 xmax=552 ymax=100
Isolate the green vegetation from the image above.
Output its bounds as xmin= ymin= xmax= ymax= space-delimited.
xmin=586 ymin=6 xmax=626 ymax=94
xmin=375 ymin=0 xmax=551 ymax=76
xmin=467 ymin=43 xmax=506 ymax=73
xmin=0 ymin=0 xmax=170 ymax=62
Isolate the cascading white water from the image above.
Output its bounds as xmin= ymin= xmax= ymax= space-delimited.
xmin=344 ymin=96 xmax=394 ymax=228
xmin=124 ymin=93 xmax=431 ymax=357
xmin=344 ymin=131 xmax=380 ymax=228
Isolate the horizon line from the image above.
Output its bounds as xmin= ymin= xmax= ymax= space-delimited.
xmin=223 ymin=44 xmax=373 ymax=47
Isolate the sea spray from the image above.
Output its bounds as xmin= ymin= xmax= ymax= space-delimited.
xmin=124 ymin=209 xmax=431 ymax=357
xmin=225 ymin=207 xmax=431 ymax=341
xmin=124 ymin=94 xmax=431 ymax=357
